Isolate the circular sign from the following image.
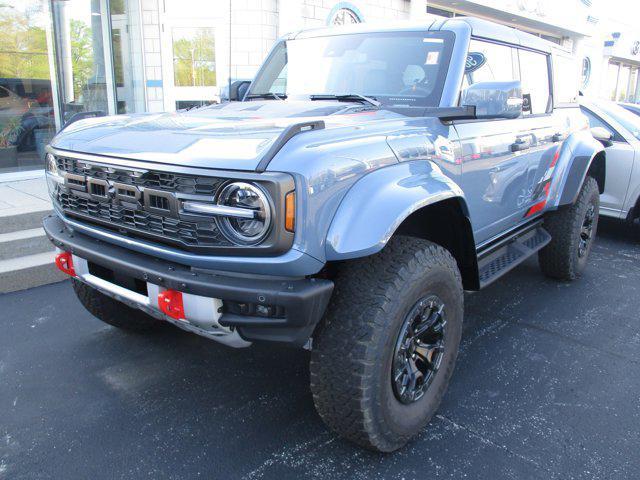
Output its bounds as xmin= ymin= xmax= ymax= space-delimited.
xmin=465 ymin=52 xmax=486 ymax=74
xmin=330 ymin=8 xmax=361 ymax=26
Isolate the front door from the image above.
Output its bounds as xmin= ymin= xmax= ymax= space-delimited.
xmin=455 ymin=40 xmax=562 ymax=244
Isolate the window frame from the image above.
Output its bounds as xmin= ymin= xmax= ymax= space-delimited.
xmin=455 ymin=36 xmax=554 ymax=123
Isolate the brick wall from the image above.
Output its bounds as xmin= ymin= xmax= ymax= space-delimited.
xmin=230 ymin=0 xmax=280 ymax=80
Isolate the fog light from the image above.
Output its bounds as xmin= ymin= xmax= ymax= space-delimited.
xmin=158 ymin=289 xmax=185 ymax=320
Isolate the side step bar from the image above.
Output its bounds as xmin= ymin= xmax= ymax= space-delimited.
xmin=477 ymin=226 xmax=551 ymax=288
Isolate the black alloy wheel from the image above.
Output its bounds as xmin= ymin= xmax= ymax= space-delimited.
xmin=578 ymin=204 xmax=596 ymax=258
xmin=392 ymin=295 xmax=446 ymax=404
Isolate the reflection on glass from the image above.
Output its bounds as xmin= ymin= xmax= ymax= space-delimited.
xmin=111 ymin=0 xmax=144 ymax=114
xmin=608 ymin=62 xmax=619 ymax=101
xmin=172 ymin=27 xmax=216 ymax=87
xmin=0 ymin=0 xmax=56 ymax=173
xmin=629 ymin=69 xmax=639 ymax=103
xmin=617 ymin=65 xmax=631 ymax=102
xmin=52 ymin=0 xmax=109 ymax=124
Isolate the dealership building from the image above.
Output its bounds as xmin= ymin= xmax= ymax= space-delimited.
xmin=0 ymin=0 xmax=637 ymax=177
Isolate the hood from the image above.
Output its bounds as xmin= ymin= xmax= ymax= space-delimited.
xmin=51 ymin=100 xmax=406 ymax=171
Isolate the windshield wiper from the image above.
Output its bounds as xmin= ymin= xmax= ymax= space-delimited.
xmin=245 ymin=92 xmax=286 ymax=101
xmin=309 ymin=93 xmax=381 ymax=108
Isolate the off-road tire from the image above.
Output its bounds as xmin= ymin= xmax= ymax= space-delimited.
xmin=310 ymin=236 xmax=463 ymax=452
xmin=538 ymin=176 xmax=600 ymax=280
xmin=72 ymin=279 xmax=159 ymax=332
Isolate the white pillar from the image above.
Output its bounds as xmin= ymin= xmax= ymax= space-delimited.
xmin=278 ymin=0 xmax=305 ymax=37
xmin=410 ymin=0 xmax=428 ymax=22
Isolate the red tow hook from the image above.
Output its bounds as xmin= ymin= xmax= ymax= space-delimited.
xmin=158 ymin=290 xmax=185 ymax=320
xmin=54 ymin=252 xmax=76 ymax=277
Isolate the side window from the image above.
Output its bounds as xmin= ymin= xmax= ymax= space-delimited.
xmin=461 ymin=40 xmax=517 ymax=90
xmin=518 ymin=49 xmax=551 ymax=115
xmin=553 ymin=53 xmax=579 ymax=104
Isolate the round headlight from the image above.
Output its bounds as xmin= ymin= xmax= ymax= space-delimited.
xmin=216 ymin=182 xmax=272 ymax=244
xmin=45 ymin=153 xmax=58 ymax=176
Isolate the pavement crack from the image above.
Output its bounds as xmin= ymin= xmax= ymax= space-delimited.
xmin=435 ymin=413 xmax=551 ymax=474
xmin=514 ymin=320 xmax=640 ymax=366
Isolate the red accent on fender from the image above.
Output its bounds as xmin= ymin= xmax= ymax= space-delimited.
xmin=158 ymin=290 xmax=185 ymax=320
xmin=54 ymin=252 xmax=76 ymax=277
xmin=525 ymin=199 xmax=547 ymax=217
xmin=550 ymin=149 xmax=560 ymax=168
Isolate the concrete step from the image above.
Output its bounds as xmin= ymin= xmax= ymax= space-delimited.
xmin=0 ymin=227 xmax=53 ymax=261
xmin=0 ymin=207 xmax=52 ymax=234
xmin=0 ymin=251 xmax=67 ymax=294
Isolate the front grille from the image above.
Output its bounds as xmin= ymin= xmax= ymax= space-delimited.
xmin=53 ymin=156 xmax=234 ymax=250
xmin=56 ymin=156 xmax=223 ymax=195
xmin=56 ymin=190 xmax=232 ymax=247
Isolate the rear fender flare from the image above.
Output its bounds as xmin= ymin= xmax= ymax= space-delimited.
xmin=549 ymin=129 xmax=605 ymax=209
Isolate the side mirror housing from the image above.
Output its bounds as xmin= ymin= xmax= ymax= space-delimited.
xmin=228 ymin=80 xmax=251 ymax=101
xmin=590 ymin=126 xmax=613 ymax=147
xmin=460 ymin=80 xmax=523 ymax=120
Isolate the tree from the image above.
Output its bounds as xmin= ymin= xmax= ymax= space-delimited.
xmin=0 ymin=2 xmax=50 ymax=80
xmin=173 ymin=28 xmax=216 ymax=87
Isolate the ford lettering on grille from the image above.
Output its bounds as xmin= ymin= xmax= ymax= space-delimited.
xmin=53 ymin=157 xmax=231 ymax=250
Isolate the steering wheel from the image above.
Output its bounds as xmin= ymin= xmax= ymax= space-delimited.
xmin=398 ymin=85 xmax=430 ymax=96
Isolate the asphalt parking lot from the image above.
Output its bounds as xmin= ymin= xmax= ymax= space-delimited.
xmin=1 ymin=218 xmax=639 ymax=480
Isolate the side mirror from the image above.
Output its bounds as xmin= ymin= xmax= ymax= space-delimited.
xmin=460 ymin=80 xmax=523 ymax=120
xmin=228 ymin=80 xmax=251 ymax=101
xmin=590 ymin=126 xmax=613 ymax=147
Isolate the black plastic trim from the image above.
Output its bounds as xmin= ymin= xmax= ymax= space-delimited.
xmin=43 ymin=214 xmax=333 ymax=346
xmin=255 ymin=120 xmax=325 ymax=173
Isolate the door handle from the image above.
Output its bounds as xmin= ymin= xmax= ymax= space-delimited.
xmin=552 ymin=132 xmax=565 ymax=142
xmin=510 ymin=138 xmax=530 ymax=152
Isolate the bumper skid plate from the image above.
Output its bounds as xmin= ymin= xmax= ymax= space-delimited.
xmin=44 ymin=214 xmax=334 ymax=347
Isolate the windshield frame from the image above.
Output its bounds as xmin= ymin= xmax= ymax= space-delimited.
xmin=246 ymin=30 xmax=456 ymax=111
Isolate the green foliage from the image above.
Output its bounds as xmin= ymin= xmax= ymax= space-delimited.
xmin=70 ymin=18 xmax=94 ymax=100
xmin=0 ymin=4 xmax=96 ymax=101
xmin=173 ymin=29 xmax=216 ymax=87
xmin=0 ymin=3 xmax=50 ymax=80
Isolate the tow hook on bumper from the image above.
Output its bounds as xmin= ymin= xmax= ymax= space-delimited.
xmin=45 ymin=215 xmax=334 ymax=347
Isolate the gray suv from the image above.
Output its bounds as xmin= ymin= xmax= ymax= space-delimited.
xmin=43 ymin=17 xmax=605 ymax=451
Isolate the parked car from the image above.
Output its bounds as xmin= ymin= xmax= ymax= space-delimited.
xmin=581 ymin=99 xmax=640 ymax=223
xmin=43 ymin=18 xmax=605 ymax=452
xmin=619 ymin=102 xmax=640 ymax=118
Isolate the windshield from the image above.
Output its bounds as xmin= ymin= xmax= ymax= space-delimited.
xmin=597 ymin=101 xmax=640 ymax=141
xmin=249 ymin=31 xmax=454 ymax=108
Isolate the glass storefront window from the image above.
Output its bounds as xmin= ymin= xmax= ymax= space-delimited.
xmin=0 ymin=0 xmax=56 ymax=173
xmin=608 ymin=62 xmax=620 ymax=101
xmin=52 ymin=0 xmax=111 ymax=125
xmin=172 ymin=27 xmax=216 ymax=87
xmin=110 ymin=0 xmax=145 ymax=114
xmin=617 ymin=65 xmax=631 ymax=101
xmin=629 ymin=68 xmax=639 ymax=103
xmin=608 ymin=61 xmax=640 ymax=103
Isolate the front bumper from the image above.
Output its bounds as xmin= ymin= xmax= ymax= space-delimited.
xmin=44 ymin=214 xmax=333 ymax=347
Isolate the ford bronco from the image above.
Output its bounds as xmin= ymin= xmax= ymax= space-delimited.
xmin=43 ymin=18 xmax=606 ymax=451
